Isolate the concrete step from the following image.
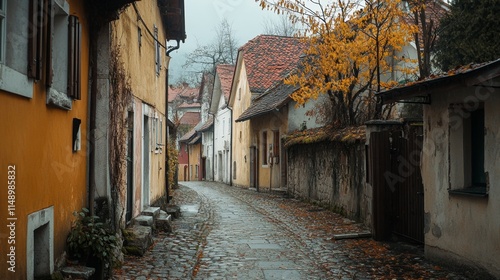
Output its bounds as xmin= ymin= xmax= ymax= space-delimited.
xmin=123 ymin=225 xmax=153 ymax=256
xmin=61 ymin=265 xmax=95 ymax=279
xmin=142 ymin=206 xmax=161 ymax=218
xmin=165 ymin=205 xmax=181 ymax=219
xmin=134 ymin=215 xmax=154 ymax=227
xmin=156 ymin=213 xmax=172 ymax=233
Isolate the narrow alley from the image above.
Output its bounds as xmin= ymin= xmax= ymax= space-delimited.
xmin=114 ymin=182 xmax=481 ymax=280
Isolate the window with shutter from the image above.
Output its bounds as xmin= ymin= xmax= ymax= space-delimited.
xmin=0 ymin=0 xmax=34 ymax=98
xmin=154 ymin=24 xmax=161 ymax=76
xmin=68 ymin=15 xmax=81 ymax=100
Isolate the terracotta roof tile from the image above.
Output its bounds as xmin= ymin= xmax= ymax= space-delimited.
xmin=168 ymin=84 xmax=200 ymax=102
xmin=197 ymin=115 xmax=214 ymax=132
xmin=178 ymin=102 xmax=201 ymax=108
xmin=236 ymin=80 xmax=298 ymax=122
xmin=240 ymin=35 xmax=307 ymax=94
xmin=216 ymin=64 xmax=236 ymax=101
xmin=178 ymin=112 xmax=201 ymax=126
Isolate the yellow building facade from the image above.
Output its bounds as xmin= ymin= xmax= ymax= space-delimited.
xmin=0 ymin=0 xmax=89 ymax=278
xmin=110 ymin=0 xmax=169 ymax=220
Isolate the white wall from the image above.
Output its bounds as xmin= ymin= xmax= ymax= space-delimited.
xmin=422 ymin=84 xmax=500 ymax=277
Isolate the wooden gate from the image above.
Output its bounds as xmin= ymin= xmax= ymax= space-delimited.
xmin=369 ymin=124 xmax=424 ymax=243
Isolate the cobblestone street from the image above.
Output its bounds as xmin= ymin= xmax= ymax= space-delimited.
xmin=114 ymin=182 xmax=480 ymax=280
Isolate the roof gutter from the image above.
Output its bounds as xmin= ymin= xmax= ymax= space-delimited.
xmin=165 ymin=39 xmax=181 ymax=203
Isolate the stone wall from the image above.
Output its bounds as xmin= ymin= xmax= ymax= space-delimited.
xmin=287 ymin=141 xmax=370 ymax=224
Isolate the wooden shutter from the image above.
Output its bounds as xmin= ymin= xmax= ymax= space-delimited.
xmin=28 ymin=0 xmax=52 ymax=83
xmin=44 ymin=0 xmax=53 ymax=86
xmin=68 ymin=15 xmax=81 ymax=100
xmin=28 ymin=0 xmax=42 ymax=79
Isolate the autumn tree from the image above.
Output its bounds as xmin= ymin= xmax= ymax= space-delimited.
xmin=434 ymin=0 xmax=500 ymax=71
xmin=259 ymin=0 xmax=416 ymax=126
xmin=184 ymin=19 xmax=239 ymax=76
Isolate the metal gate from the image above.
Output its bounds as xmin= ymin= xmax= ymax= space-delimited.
xmin=370 ymin=124 xmax=424 ymax=243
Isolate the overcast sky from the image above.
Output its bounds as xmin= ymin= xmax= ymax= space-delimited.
xmin=167 ymin=0 xmax=281 ymax=84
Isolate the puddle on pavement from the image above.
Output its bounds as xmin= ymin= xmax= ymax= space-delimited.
xmin=180 ymin=204 xmax=199 ymax=214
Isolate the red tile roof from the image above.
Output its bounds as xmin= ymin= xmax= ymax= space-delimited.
xmin=178 ymin=102 xmax=201 ymax=108
xmin=168 ymin=84 xmax=200 ymax=102
xmin=216 ymin=64 xmax=235 ymax=101
xmin=240 ymin=35 xmax=307 ymax=94
xmin=178 ymin=112 xmax=201 ymax=126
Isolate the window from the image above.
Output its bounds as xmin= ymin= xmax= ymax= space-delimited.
xmin=233 ymin=161 xmax=236 ymax=179
xmin=262 ymin=131 xmax=268 ymax=165
xmin=273 ymin=130 xmax=279 ymax=164
xmin=138 ymin=26 xmax=142 ymax=49
xmin=154 ymin=24 xmax=161 ymax=75
xmin=67 ymin=15 xmax=81 ymax=100
xmin=449 ymin=103 xmax=486 ymax=196
xmin=72 ymin=118 xmax=81 ymax=152
xmin=0 ymin=0 xmax=34 ymax=98
xmin=273 ymin=130 xmax=279 ymax=155
xmin=156 ymin=118 xmax=163 ymax=151
xmin=195 ymin=164 xmax=199 ymax=178
xmin=28 ymin=0 xmax=80 ymax=108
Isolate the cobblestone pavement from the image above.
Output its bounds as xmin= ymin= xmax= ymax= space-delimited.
xmin=114 ymin=181 xmax=483 ymax=280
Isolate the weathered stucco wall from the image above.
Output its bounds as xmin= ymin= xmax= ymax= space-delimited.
xmin=231 ymin=62 xmax=251 ymax=187
xmin=251 ymin=111 xmax=288 ymax=191
xmin=287 ymin=142 xmax=369 ymax=223
xmin=112 ymin=0 xmax=168 ymax=209
xmin=422 ymin=85 xmax=500 ymax=277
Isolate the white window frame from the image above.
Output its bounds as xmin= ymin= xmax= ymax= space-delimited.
xmin=0 ymin=0 xmax=33 ymax=98
xmin=154 ymin=24 xmax=161 ymax=76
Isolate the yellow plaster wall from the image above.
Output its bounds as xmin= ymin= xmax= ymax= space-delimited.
xmin=112 ymin=0 xmax=167 ymax=205
xmin=251 ymin=111 xmax=288 ymax=191
xmin=0 ymin=1 xmax=89 ymax=278
xmin=231 ymin=62 xmax=252 ymax=187
xmin=188 ymin=143 xmax=201 ymax=181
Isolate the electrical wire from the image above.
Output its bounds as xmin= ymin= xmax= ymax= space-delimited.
xmin=132 ymin=2 xmax=167 ymax=50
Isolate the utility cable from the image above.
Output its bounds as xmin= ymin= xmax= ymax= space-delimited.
xmin=132 ymin=2 xmax=167 ymax=50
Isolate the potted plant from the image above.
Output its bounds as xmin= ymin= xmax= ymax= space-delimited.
xmin=66 ymin=208 xmax=117 ymax=273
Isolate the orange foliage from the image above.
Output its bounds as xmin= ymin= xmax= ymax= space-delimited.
xmin=258 ymin=0 xmax=417 ymax=126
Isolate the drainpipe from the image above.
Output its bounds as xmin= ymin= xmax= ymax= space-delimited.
xmin=229 ymin=106 xmax=233 ymax=186
xmin=87 ymin=23 xmax=101 ymax=216
xmin=208 ymin=112 xmax=215 ymax=182
xmin=165 ymin=40 xmax=180 ymax=202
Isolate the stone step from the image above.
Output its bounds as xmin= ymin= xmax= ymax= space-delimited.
xmin=156 ymin=213 xmax=172 ymax=233
xmin=123 ymin=225 xmax=153 ymax=256
xmin=134 ymin=215 xmax=154 ymax=227
xmin=165 ymin=205 xmax=181 ymax=219
xmin=61 ymin=265 xmax=95 ymax=280
xmin=142 ymin=206 xmax=161 ymax=218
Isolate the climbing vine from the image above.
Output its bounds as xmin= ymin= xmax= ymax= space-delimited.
xmin=167 ymin=140 xmax=179 ymax=190
xmin=109 ymin=43 xmax=132 ymax=231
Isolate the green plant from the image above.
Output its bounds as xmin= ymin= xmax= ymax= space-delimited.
xmin=66 ymin=208 xmax=117 ymax=268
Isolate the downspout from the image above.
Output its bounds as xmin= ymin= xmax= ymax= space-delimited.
xmin=229 ymin=107 xmax=233 ymax=186
xmin=209 ymin=112 xmax=215 ymax=182
xmin=165 ymin=40 xmax=180 ymax=202
xmin=88 ymin=24 xmax=100 ymax=216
